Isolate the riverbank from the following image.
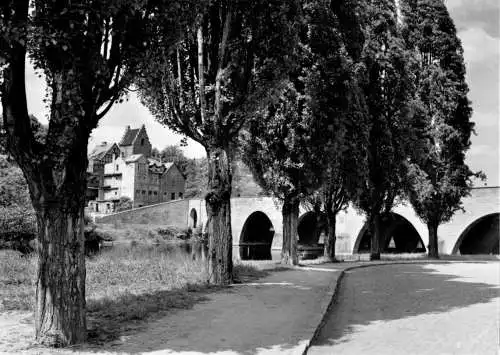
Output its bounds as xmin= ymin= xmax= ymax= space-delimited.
xmin=0 ymin=247 xmax=267 ymax=348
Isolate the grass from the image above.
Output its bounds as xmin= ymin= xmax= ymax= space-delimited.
xmin=0 ymin=250 xmax=36 ymax=311
xmin=0 ymin=246 xmax=273 ymax=343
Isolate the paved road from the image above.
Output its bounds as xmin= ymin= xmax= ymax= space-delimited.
xmin=307 ymin=262 xmax=500 ymax=355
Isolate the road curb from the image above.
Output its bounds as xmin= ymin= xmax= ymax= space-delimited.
xmin=299 ymin=259 xmax=461 ymax=355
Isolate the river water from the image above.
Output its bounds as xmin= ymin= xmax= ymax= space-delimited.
xmin=100 ymin=241 xmax=283 ymax=261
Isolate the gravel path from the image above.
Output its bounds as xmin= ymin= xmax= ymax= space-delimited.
xmin=308 ymin=262 xmax=500 ymax=355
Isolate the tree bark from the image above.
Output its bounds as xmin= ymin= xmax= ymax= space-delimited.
xmin=282 ymin=196 xmax=299 ymax=265
xmin=34 ymin=202 xmax=87 ymax=346
xmin=205 ymin=147 xmax=233 ymax=285
xmin=370 ymin=213 xmax=381 ymax=260
xmin=324 ymin=210 xmax=337 ymax=261
xmin=427 ymin=221 xmax=439 ymax=259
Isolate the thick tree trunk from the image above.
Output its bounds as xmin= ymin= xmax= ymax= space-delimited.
xmin=370 ymin=213 xmax=381 ymax=260
xmin=34 ymin=204 xmax=87 ymax=346
xmin=324 ymin=211 xmax=337 ymax=261
xmin=282 ymin=196 xmax=299 ymax=265
xmin=427 ymin=222 xmax=439 ymax=259
xmin=205 ymin=147 xmax=233 ymax=285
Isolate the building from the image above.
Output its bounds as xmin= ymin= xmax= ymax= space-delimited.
xmin=87 ymin=125 xmax=186 ymax=214
xmin=86 ymin=142 xmax=121 ymax=201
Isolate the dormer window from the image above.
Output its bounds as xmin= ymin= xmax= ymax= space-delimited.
xmin=141 ymin=138 xmax=145 ymax=146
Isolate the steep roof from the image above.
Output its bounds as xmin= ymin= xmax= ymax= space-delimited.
xmin=120 ymin=128 xmax=140 ymax=146
xmin=89 ymin=143 xmax=118 ymax=160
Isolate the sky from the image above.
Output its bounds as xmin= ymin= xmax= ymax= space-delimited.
xmin=21 ymin=0 xmax=500 ymax=185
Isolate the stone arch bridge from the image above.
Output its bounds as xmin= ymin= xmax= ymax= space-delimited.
xmin=97 ymin=187 xmax=499 ymax=257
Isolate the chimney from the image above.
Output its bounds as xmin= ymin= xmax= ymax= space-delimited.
xmin=125 ymin=125 xmax=130 ymax=131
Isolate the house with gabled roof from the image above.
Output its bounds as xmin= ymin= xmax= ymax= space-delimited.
xmin=119 ymin=124 xmax=152 ymax=159
xmin=86 ymin=142 xmax=121 ymax=201
xmin=87 ymin=125 xmax=186 ymax=214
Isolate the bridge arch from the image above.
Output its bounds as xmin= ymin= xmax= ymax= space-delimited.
xmin=189 ymin=208 xmax=198 ymax=229
xmin=353 ymin=212 xmax=426 ymax=253
xmin=239 ymin=211 xmax=275 ymax=260
xmin=297 ymin=211 xmax=326 ymax=245
xmin=452 ymin=213 xmax=499 ymax=255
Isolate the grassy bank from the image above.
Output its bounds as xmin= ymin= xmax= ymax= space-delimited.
xmin=0 ymin=247 xmax=208 ymax=342
xmin=0 ymin=246 xmax=274 ymax=342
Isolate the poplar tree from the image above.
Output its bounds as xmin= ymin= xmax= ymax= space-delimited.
xmin=137 ymin=0 xmax=300 ymax=283
xmin=0 ymin=0 xmax=197 ymax=345
xmin=242 ymin=0 xmax=366 ymax=264
xmin=354 ymin=0 xmax=422 ymax=260
xmin=401 ymin=0 xmax=478 ymax=258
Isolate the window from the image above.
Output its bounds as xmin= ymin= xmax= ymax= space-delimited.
xmin=154 ymin=191 xmax=157 ymax=196
xmin=116 ymin=165 xmax=119 ymax=171
xmin=142 ymin=190 xmax=146 ymax=195
xmin=149 ymin=191 xmax=152 ymax=195
xmin=136 ymin=189 xmax=140 ymax=195
xmin=179 ymin=192 xmax=183 ymax=199
xmin=141 ymin=138 xmax=145 ymax=146
xmin=115 ymin=192 xmax=117 ymax=195
xmin=171 ymin=192 xmax=175 ymax=200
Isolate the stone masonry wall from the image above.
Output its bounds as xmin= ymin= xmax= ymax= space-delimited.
xmin=96 ymin=199 xmax=189 ymax=227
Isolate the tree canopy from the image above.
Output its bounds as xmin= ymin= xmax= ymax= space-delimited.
xmin=353 ymin=0 xmax=425 ymax=260
xmin=401 ymin=0 xmax=478 ymax=257
xmin=1 ymin=0 xmax=201 ymax=345
xmin=136 ymin=0 xmax=301 ymax=283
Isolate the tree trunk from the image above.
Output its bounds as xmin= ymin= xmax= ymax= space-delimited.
xmin=324 ymin=210 xmax=337 ymax=261
xmin=370 ymin=213 xmax=381 ymax=260
xmin=427 ymin=221 xmax=439 ymax=259
xmin=34 ymin=199 xmax=87 ymax=346
xmin=205 ymin=147 xmax=233 ymax=285
xmin=282 ymin=196 xmax=299 ymax=265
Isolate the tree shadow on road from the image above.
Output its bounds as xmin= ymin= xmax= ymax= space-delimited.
xmin=312 ymin=263 xmax=500 ymax=348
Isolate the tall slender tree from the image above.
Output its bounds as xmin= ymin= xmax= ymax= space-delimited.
xmin=0 ymin=0 xmax=198 ymax=345
xmin=354 ymin=0 xmax=422 ymax=260
xmin=308 ymin=51 xmax=368 ymax=261
xmin=137 ymin=0 xmax=300 ymax=283
xmin=242 ymin=0 xmax=366 ymax=264
xmin=401 ymin=0 xmax=479 ymax=258
xmin=242 ymin=84 xmax=320 ymax=265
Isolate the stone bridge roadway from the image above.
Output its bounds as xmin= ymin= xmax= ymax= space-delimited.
xmin=97 ymin=187 xmax=499 ymax=257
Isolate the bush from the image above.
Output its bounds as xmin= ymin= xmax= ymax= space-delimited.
xmin=115 ymin=197 xmax=133 ymax=212
xmin=0 ymin=206 xmax=37 ymax=253
xmin=84 ymin=220 xmax=112 ymax=255
xmin=156 ymin=226 xmax=191 ymax=240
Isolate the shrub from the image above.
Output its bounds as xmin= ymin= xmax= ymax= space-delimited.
xmin=84 ymin=221 xmax=112 ymax=255
xmin=115 ymin=197 xmax=133 ymax=212
xmin=0 ymin=206 xmax=37 ymax=254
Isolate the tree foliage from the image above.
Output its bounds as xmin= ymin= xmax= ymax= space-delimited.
xmin=154 ymin=145 xmax=190 ymax=174
xmin=0 ymin=155 xmax=36 ymax=250
xmin=1 ymin=0 xmax=200 ymax=345
xmin=353 ymin=0 xmax=424 ymax=260
xmin=242 ymin=0 xmax=366 ymax=264
xmin=401 ymin=0 xmax=478 ymax=257
xmin=137 ymin=0 xmax=301 ymax=283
